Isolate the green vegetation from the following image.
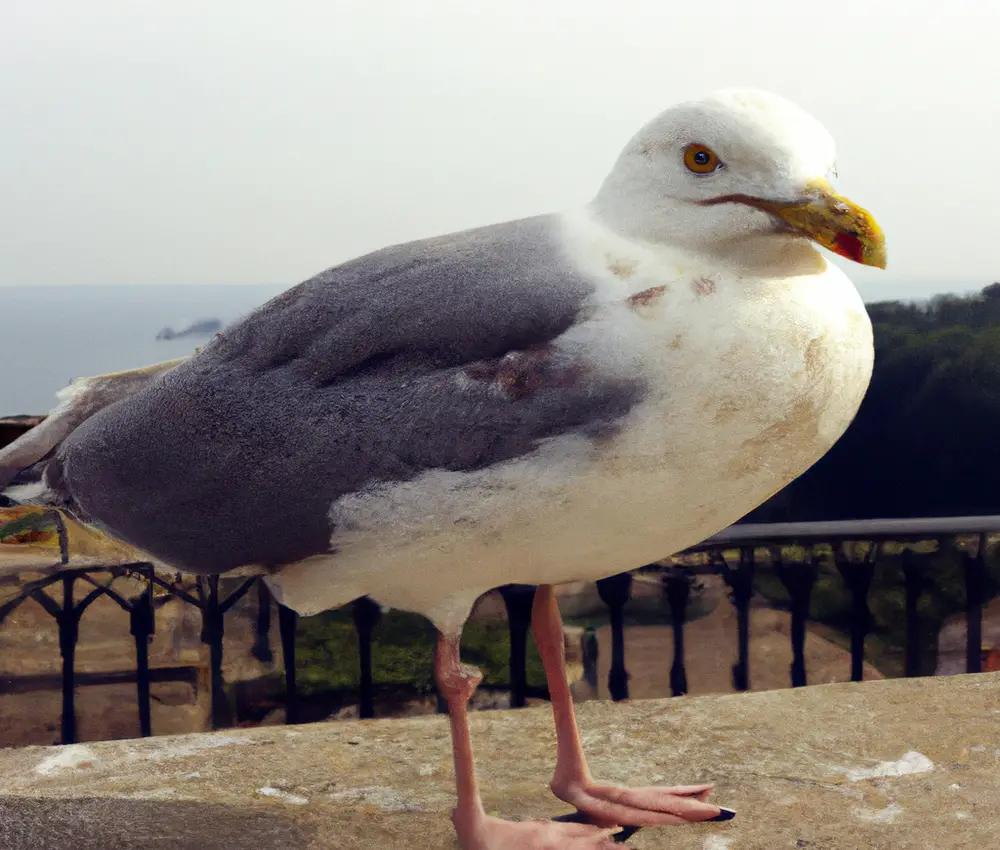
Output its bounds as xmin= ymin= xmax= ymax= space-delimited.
xmin=293 ymin=605 xmax=546 ymax=697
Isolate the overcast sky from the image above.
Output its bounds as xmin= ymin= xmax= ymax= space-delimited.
xmin=1 ymin=0 xmax=997 ymax=300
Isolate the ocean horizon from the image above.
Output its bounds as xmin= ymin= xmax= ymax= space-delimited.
xmin=2 ymin=284 xmax=288 ymax=415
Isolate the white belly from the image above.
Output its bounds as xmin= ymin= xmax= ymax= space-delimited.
xmin=268 ymin=227 xmax=874 ymax=635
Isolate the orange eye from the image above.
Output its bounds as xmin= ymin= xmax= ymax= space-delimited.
xmin=684 ymin=143 xmax=722 ymax=174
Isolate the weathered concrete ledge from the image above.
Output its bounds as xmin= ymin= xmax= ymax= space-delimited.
xmin=0 ymin=674 xmax=997 ymax=849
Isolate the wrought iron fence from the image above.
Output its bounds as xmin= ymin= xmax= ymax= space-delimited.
xmin=1 ymin=515 xmax=998 ymax=745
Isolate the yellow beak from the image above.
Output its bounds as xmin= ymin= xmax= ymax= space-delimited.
xmin=750 ymin=179 xmax=887 ymax=269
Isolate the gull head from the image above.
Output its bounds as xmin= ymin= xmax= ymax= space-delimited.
xmin=592 ymin=88 xmax=886 ymax=269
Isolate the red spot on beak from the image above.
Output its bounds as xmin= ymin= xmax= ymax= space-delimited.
xmin=833 ymin=232 xmax=864 ymax=263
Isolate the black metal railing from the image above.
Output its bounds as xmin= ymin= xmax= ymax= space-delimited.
xmin=1 ymin=515 xmax=998 ymax=745
xmin=698 ymin=517 xmax=999 ymax=685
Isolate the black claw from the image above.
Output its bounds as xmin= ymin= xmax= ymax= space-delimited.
xmin=709 ymin=807 xmax=737 ymax=822
xmin=550 ymin=814 xmax=642 ymax=844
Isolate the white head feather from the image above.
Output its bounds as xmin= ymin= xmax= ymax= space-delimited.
xmin=591 ymin=89 xmax=841 ymax=256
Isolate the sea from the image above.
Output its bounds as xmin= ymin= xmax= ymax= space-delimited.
xmin=1 ymin=284 xmax=289 ymax=416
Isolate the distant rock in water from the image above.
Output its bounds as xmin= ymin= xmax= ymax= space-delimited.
xmin=156 ymin=318 xmax=223 ymax=341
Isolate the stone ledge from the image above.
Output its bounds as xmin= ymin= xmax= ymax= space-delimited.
xmin=0 ymin=673 xmax=997 ymax=849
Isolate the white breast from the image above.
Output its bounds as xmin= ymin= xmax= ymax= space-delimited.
xmin=267 ymin=212 xmax=874 ymax=635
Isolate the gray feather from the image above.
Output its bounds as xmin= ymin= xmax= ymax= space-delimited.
xmin=47 ymin=216 xmax=644 ymax=573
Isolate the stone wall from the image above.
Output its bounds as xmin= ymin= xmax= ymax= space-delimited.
xmin=1 ymin=673 xmax=996 ymax=849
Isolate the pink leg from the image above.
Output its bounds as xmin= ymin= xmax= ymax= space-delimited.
xmin=435 ymin=632 xmax=626 ymax=849
xmin=530 ymin=585 xmax=734 ymax=828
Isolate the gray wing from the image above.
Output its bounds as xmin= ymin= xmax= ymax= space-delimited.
xmin=43 ymin=215 xmax=644 ymax=574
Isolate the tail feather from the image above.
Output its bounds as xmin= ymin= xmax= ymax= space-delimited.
xmin=0 ymin=358 xmax=189 ymax=573
xmin=0 ymin=358 xmax=188 ymax=504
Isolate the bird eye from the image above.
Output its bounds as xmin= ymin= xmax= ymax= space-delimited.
xmin=684 ymin=144 xmax=722 ymax=175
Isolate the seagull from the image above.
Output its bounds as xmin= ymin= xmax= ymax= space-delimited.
xmin=0 ymin=89 xmax=883 ymax=849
